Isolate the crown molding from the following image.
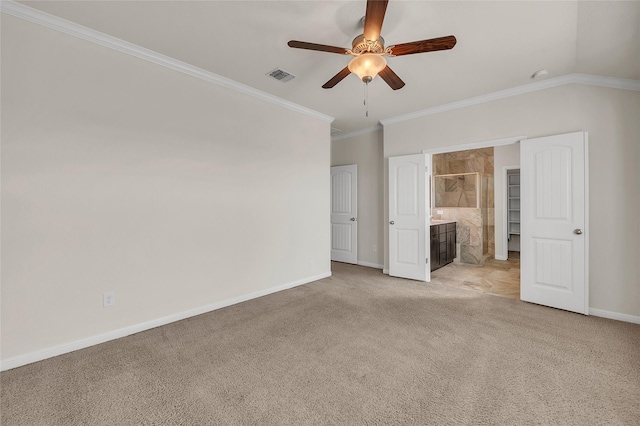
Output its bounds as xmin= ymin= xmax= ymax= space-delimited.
xmin=380 ymin=73 xmax=640 ymax=127
xmin=1 ymin=0 xmax=334 ymax=124
xmin=5 ymin=1 xmax=638 ymax=132
xmin=331 ymin=125 xmax=382 ymax=142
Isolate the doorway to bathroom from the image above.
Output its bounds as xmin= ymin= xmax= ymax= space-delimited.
xmin=429 ymin=144 xmax=521 ymax=300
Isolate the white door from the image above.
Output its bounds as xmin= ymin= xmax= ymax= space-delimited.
xmin=389 ymin=154 xmax=429 ymax=281
xmin=331 ymin=165 xmax=357 ymax=264
xmin=521 ymin=132 xmax=588 ymax=314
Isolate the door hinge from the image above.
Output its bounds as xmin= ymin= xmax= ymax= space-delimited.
xmin=426 ymin=257 xmax=429 ymax=264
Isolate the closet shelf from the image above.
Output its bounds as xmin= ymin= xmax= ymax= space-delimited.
xmin=507 ymin=172 xmax=520 ymax=237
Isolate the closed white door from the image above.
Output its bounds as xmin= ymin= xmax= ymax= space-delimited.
xmin=389 ymin=154 xmax=429 ymax=281
xmin=331 ymin=165 xmax=357 ymax=264
xmin=521 ymin=132 xmax=588 ymax=314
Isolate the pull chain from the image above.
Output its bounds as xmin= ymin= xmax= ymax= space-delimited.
xmin=363 ymin=81 xmax=369 ymax=117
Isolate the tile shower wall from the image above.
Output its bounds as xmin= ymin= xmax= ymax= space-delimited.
xmin=433 ymin=147 xmax=495 ymax=264
xmin=434 ymin=174 xmax=479 ymax=208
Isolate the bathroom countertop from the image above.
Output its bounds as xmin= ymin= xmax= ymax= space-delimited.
xmin=430 ymin=219 xmax=457 ymax=226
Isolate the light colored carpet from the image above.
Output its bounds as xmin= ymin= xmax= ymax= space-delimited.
xmin=2 ymin=262 xmax=639 ymax=425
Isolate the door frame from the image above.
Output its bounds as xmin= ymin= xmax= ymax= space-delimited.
xmin=422 ymin=135 xmax=526 ymax=264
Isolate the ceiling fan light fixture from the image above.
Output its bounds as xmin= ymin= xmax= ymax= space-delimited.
xmin=288 ymin=0 xmax=456 ymax=90
xmin=348 ymin=53 xmax=387 ymax=83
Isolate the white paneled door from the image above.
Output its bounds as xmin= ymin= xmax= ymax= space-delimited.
xmin=521 ymin=132 xmax=588 ymax=314
xmin=389 ymin=154 xmax=430 ymax=281
xmin=331 ymin=165 xmax=357 ymax=264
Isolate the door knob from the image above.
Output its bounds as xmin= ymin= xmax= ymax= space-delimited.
xmin=390 ymin=221 xmax=395 ymax=225
xmin=350 ymin=217 xmax=356 ymax=221
xmin=574 ymin=229 xmax=583 ymax=235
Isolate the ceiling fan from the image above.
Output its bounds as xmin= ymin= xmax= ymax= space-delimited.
xmin=288 ymin=0 xmax=456 ymax=90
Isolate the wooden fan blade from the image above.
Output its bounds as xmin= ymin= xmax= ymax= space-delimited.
xmin=378 ymin=66 xmax=405 ymax=90
xmin=322 ymin=67 xmax=352 ymax=89
xmin=364 ymin=0 xmax=389 ymax=42
xmin=288 ymin=40 xmax=349 ymax=55
xmin=388 ymin=35 xmax=457 ymax=56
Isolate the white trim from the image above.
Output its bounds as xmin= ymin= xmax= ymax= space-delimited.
xmin=589 ymin=308 xmax=640 ymax=325
xmin=381 ymin=74 xmax=640 ymax=127
xmin=383 ymin=269 xmax=389 ymax=274
xmin=494 ymin=255 xmax=508 ymax=261
xmin=421 ymin=136 xmax=526 ymax=155
xmin=583 ymin=133 xmax=590 ymax=315
xmin=425 ymin=152 xmax=433 ymax=282
xmin=571 ymin=73 xmax=640 ymax=92
xmin=331 ymin=125 xmax=382 ymax=142
xmin=0 ymin=1 xmax=334 ymax=124
xmin=357 ymin=261 xmax=384 ymax=270
xmin=0 ymin=271 xmax=332 ymax=371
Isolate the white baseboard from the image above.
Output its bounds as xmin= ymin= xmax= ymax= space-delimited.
xmin=357 ymin=261 xmax=384 ymax=270
xmin=383 ymin=269 xmax=389 ymax=275
xmin=494 ymin=255 xmax=508 ymax=261
xmin=589 ymin=308 xmax=640 ymax=325
xmin=0 ymin=271 xmax=332 ymax=372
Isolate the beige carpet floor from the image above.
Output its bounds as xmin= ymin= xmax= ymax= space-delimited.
xmin=2 ymin=262 xmax=639 ymax=425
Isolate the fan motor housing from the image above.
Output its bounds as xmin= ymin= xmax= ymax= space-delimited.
xmin=351 ymin=34 xmax=385 ymax=55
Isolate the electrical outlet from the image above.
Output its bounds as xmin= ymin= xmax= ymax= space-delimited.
xmin=103 ymin=292 xmax=115 ymax=308
xmin=372 ymin=245 xmax=377 ymax=253
xmin=437 ymin=210 xmax=444 ymax=215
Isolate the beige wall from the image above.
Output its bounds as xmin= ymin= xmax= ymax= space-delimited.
xmin=1 ymin=15 xmax=331 ymax=363
xmin=331 ymin=130 xmax=384 ymax=268
xmin=384 ymin=84 xmax=640 ymax=317
xmin=494 ymin=144 xmax=521 ymax=259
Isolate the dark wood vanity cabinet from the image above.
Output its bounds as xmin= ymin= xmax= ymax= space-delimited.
xmin=430 ymin=222 xmax=457 ymax=272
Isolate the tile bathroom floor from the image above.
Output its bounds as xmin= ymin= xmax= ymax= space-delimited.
xmin=431 ymin=251 xmax=521 ymax=300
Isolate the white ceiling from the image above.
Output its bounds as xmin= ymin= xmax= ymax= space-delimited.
xmin=17 ymin=1 xmax=640 ymax=134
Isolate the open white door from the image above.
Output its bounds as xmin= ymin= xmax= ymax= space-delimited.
xmin=521 ymin=132 xmax=588 ymax=314
xmin=389 ymin=154 xmax=429 ymax=281
xmin=331 ymin=165 xmax=357 ymax=264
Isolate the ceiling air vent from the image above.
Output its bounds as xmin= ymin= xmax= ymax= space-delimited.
xmin=267 ymin=68 xmax=295 ymax=83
